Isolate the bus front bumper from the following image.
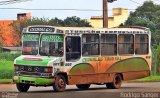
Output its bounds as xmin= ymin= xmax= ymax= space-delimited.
xmin=13 ymin=76 xmax=55 ymax=86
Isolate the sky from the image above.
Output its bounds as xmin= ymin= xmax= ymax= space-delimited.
xmin=0 ymin=0 xmax=159 ymax=20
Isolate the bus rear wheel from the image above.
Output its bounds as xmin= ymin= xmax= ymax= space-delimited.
xmin=16 ymin=83 xmax=30 ymax=92
xmin=106 ymin=74 xmax=122 ymax=89
xmin=76 ymin=84 xmax=91 ymax=90
xmin=53 ymin=75 xmax=66 ymax=92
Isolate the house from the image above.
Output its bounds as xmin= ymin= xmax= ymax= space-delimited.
xmin=88 ymin=8 xmax=129 ymax=28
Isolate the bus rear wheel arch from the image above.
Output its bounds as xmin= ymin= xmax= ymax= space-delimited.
xmin=106 ymin=74 xmax=122 ymax=89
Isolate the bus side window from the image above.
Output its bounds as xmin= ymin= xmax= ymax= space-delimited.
xmin=135 ymin=34 xmax=148 ymax=54
xmin=82 ymin=34 xmax=100 ymax=56
xmin=118 ymin=34 xmax=134 ymax=55
xmin=66 ymin=37 xmax=81 ymax=61
xmin=101 ymin=34 xmax=117 ymax=55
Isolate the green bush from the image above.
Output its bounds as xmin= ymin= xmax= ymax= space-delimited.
xmin=0 ymin=70 xmax=14 ymax=79
xmin=151 ymin=44 xmax=160 ymax=75
xmin=0 ymin=53 xmax=16 ymax=79
xmin=0 ymin=52 xmax=21 ymax=61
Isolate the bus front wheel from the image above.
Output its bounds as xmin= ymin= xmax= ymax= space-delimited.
xmin=106 ymin=74 xmax=122 ymax=89
xmin=76 ymin=84 xmax=91 ymax=90
xmin=53 ymin=75 xmax=66 ymax=92
xmin=16 ymin=83 xmax=30 ymax=92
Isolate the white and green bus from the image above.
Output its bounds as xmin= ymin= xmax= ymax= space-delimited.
xmin=13 ymin=25 xmax=151 ymax=92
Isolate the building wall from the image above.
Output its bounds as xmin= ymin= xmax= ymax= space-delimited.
xmin=88 ymin=8 xmax=129 ymax=28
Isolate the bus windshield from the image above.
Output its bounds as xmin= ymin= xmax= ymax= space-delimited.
xmin=22 ymin=33 xmax=39 ymax=55
xmin=40 ymin=34 xmax=64 ymax=56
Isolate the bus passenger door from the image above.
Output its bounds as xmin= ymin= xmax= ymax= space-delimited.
xmin=65 ymin=36 xmax=81 ymax=62
xmin=65 ymin=36 xmax=84 ymax=84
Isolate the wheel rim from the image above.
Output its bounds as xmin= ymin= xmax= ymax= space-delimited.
xmin=115 ymin=75 xmax=121 ymax=86
xmin=58 ymin=79 xmax=65 ymax=88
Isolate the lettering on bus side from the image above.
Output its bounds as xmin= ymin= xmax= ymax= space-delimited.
xmin=82 ymin=57 xmax=121 ymax=63
xmin=65 ymin=63 xmax=72 ymax=66
xmin=67 ymin=33 xmax=80 ymax=36
xmin=65 ymin=30 xmax=149 ymax=34
xmin=53 ymin=63 xmax=60 ymax=66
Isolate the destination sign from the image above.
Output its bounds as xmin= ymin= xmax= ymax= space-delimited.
xmin=41 ymin=34 xmax=63 ymax=42
xmin=28 ymin=27 xmax=55 ymax=32
xmin=23 ymin=34 xmax=39 ymax=41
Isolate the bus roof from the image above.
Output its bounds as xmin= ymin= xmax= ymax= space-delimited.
xmin=57 ymin=26 xmax=149 ymax=31
xmin=23 ymin=25 xmax=151 ymax=34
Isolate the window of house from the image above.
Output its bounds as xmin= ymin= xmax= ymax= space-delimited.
xmin=101 ymin=34 xmax=117 ymax=55
xmin=82 ymin=34 xmax=99 ymax=56
xmin=118 ymin=34 xmax=134 ymax=55
xmin=135 ymin=34 xmax=149 ymax=54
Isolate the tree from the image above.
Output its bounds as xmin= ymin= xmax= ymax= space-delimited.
xmin=63 ymin=16 xmax=91 ymax=27
xmin=0 ymin=40 xmax=3 ymax=46
xmin=11 ymin=16 xmax=91 ymax=46
xmin=48 ymin=17 xmax=64 ymax=26
xmin=0 ymin=25 xmax=4 ymax=46
xmin=124 ymin=1 xmax=160 ymax=75
xmin=124 ymin=1 xmax=160 ymax=45
xmin=0 ymin=24 xmax=17 ymax=46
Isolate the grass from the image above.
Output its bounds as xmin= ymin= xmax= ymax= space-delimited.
xmin=0 ymin=60 xmax=14 ymax=70
xmin=0 ymin=79 xmax=13 ymax=83
xmin=0 ymin=52 xmax=20 ymax=80
xmin=128 ymin=76 xmax=160 ymax=82
xmin=0 ymin=60 xmax=14 ymax=79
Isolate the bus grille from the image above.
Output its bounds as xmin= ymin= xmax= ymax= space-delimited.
xmin=14 ymin=65 xmax=52 ymax=77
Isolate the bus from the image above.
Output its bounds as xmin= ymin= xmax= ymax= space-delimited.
xmin=13 ymin=25 xmax=151 ymax=92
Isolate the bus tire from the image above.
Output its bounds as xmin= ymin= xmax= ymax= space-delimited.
xmin=106 ymin=74 xmax=122 ymax=89
xmin=16 ymin=83 xmax=30 ymax=92
xmin=76 ymin=84 xmax=91 ymax=90
xmin=53 ymin=75 xmax=66 ymax=92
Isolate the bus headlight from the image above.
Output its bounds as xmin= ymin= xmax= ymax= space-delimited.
xmin=44 ymin=67 xmax=53 ymax=73
xmin=14 ymin=65 xmax=19 ymax=71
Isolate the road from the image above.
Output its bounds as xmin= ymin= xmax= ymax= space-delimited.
xmin=1 ymin=82 xmax=160 ymax=98
xmin=1 ymin=82 xmax=160 ymax=92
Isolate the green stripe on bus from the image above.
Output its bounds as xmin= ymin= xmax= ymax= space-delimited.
xmin=106 ymin=57 xmax=150 ymax=73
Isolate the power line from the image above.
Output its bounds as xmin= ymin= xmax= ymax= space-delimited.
xmin=129 ymin=0 xmax=141 ymax=5
xmin=0 ymin=7 xmax=136 ymax=11
xmin=0 ymin=0 xmax=31 ymax=5
xmin=0 ymin=8 xmax=103 ymax=11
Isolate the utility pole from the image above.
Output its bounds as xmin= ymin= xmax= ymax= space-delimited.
xmin=103 ymin=0 xmax=117 ymax=28
xmin=103 ymin=0 xmax=108 ymax=28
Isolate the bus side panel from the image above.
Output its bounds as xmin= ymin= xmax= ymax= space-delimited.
xmin=105 ymin=57 xmax=151 ymax=80
xmin=67 ymin=57 xmax=151 ymax=84
xmin=68 ymin=63 xmax=97 ymax=85
xmin=68 ymin=75 xmax=97 ymax=85
xmin=122 ymin=70 xmax=150 ymax=80
xmin=67 ymin=62 xmax=114 ymax=85
xmin=68 ymin=73 xmax=114 ymax=85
